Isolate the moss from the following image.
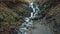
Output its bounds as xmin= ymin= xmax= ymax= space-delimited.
xmin=0 ymin=15 xmax=4 ymax=19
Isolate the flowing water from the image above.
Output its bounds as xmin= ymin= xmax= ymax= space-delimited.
xmin=17 ymin=2 xmax=40 ymax=34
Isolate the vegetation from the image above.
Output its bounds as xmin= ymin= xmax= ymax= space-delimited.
xmin=0 ymin=2 xmax=31 ymax=27
xmin=0 ymin=0 xmax=60 ymax=34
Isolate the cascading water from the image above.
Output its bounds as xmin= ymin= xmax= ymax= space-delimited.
xmin=16 ymin=2 xmax=40 ymax=34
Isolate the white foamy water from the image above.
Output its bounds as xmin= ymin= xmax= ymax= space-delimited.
xmin=17 ymin=2 xmax=40 ymax=34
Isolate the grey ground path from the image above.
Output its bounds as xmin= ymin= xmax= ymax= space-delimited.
xmin=31 ymin=21 xmax=52 ymax=34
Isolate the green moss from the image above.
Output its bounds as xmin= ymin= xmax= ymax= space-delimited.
xmin=0 ymin=15 xmax=4 ymax=19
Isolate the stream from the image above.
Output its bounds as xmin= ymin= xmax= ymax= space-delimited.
xmin=16 ymin=2 xmax=40 ymax=34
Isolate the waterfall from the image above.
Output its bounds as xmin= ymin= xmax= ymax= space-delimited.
xmin=16 ymin=2 xmax=40 ymax=34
